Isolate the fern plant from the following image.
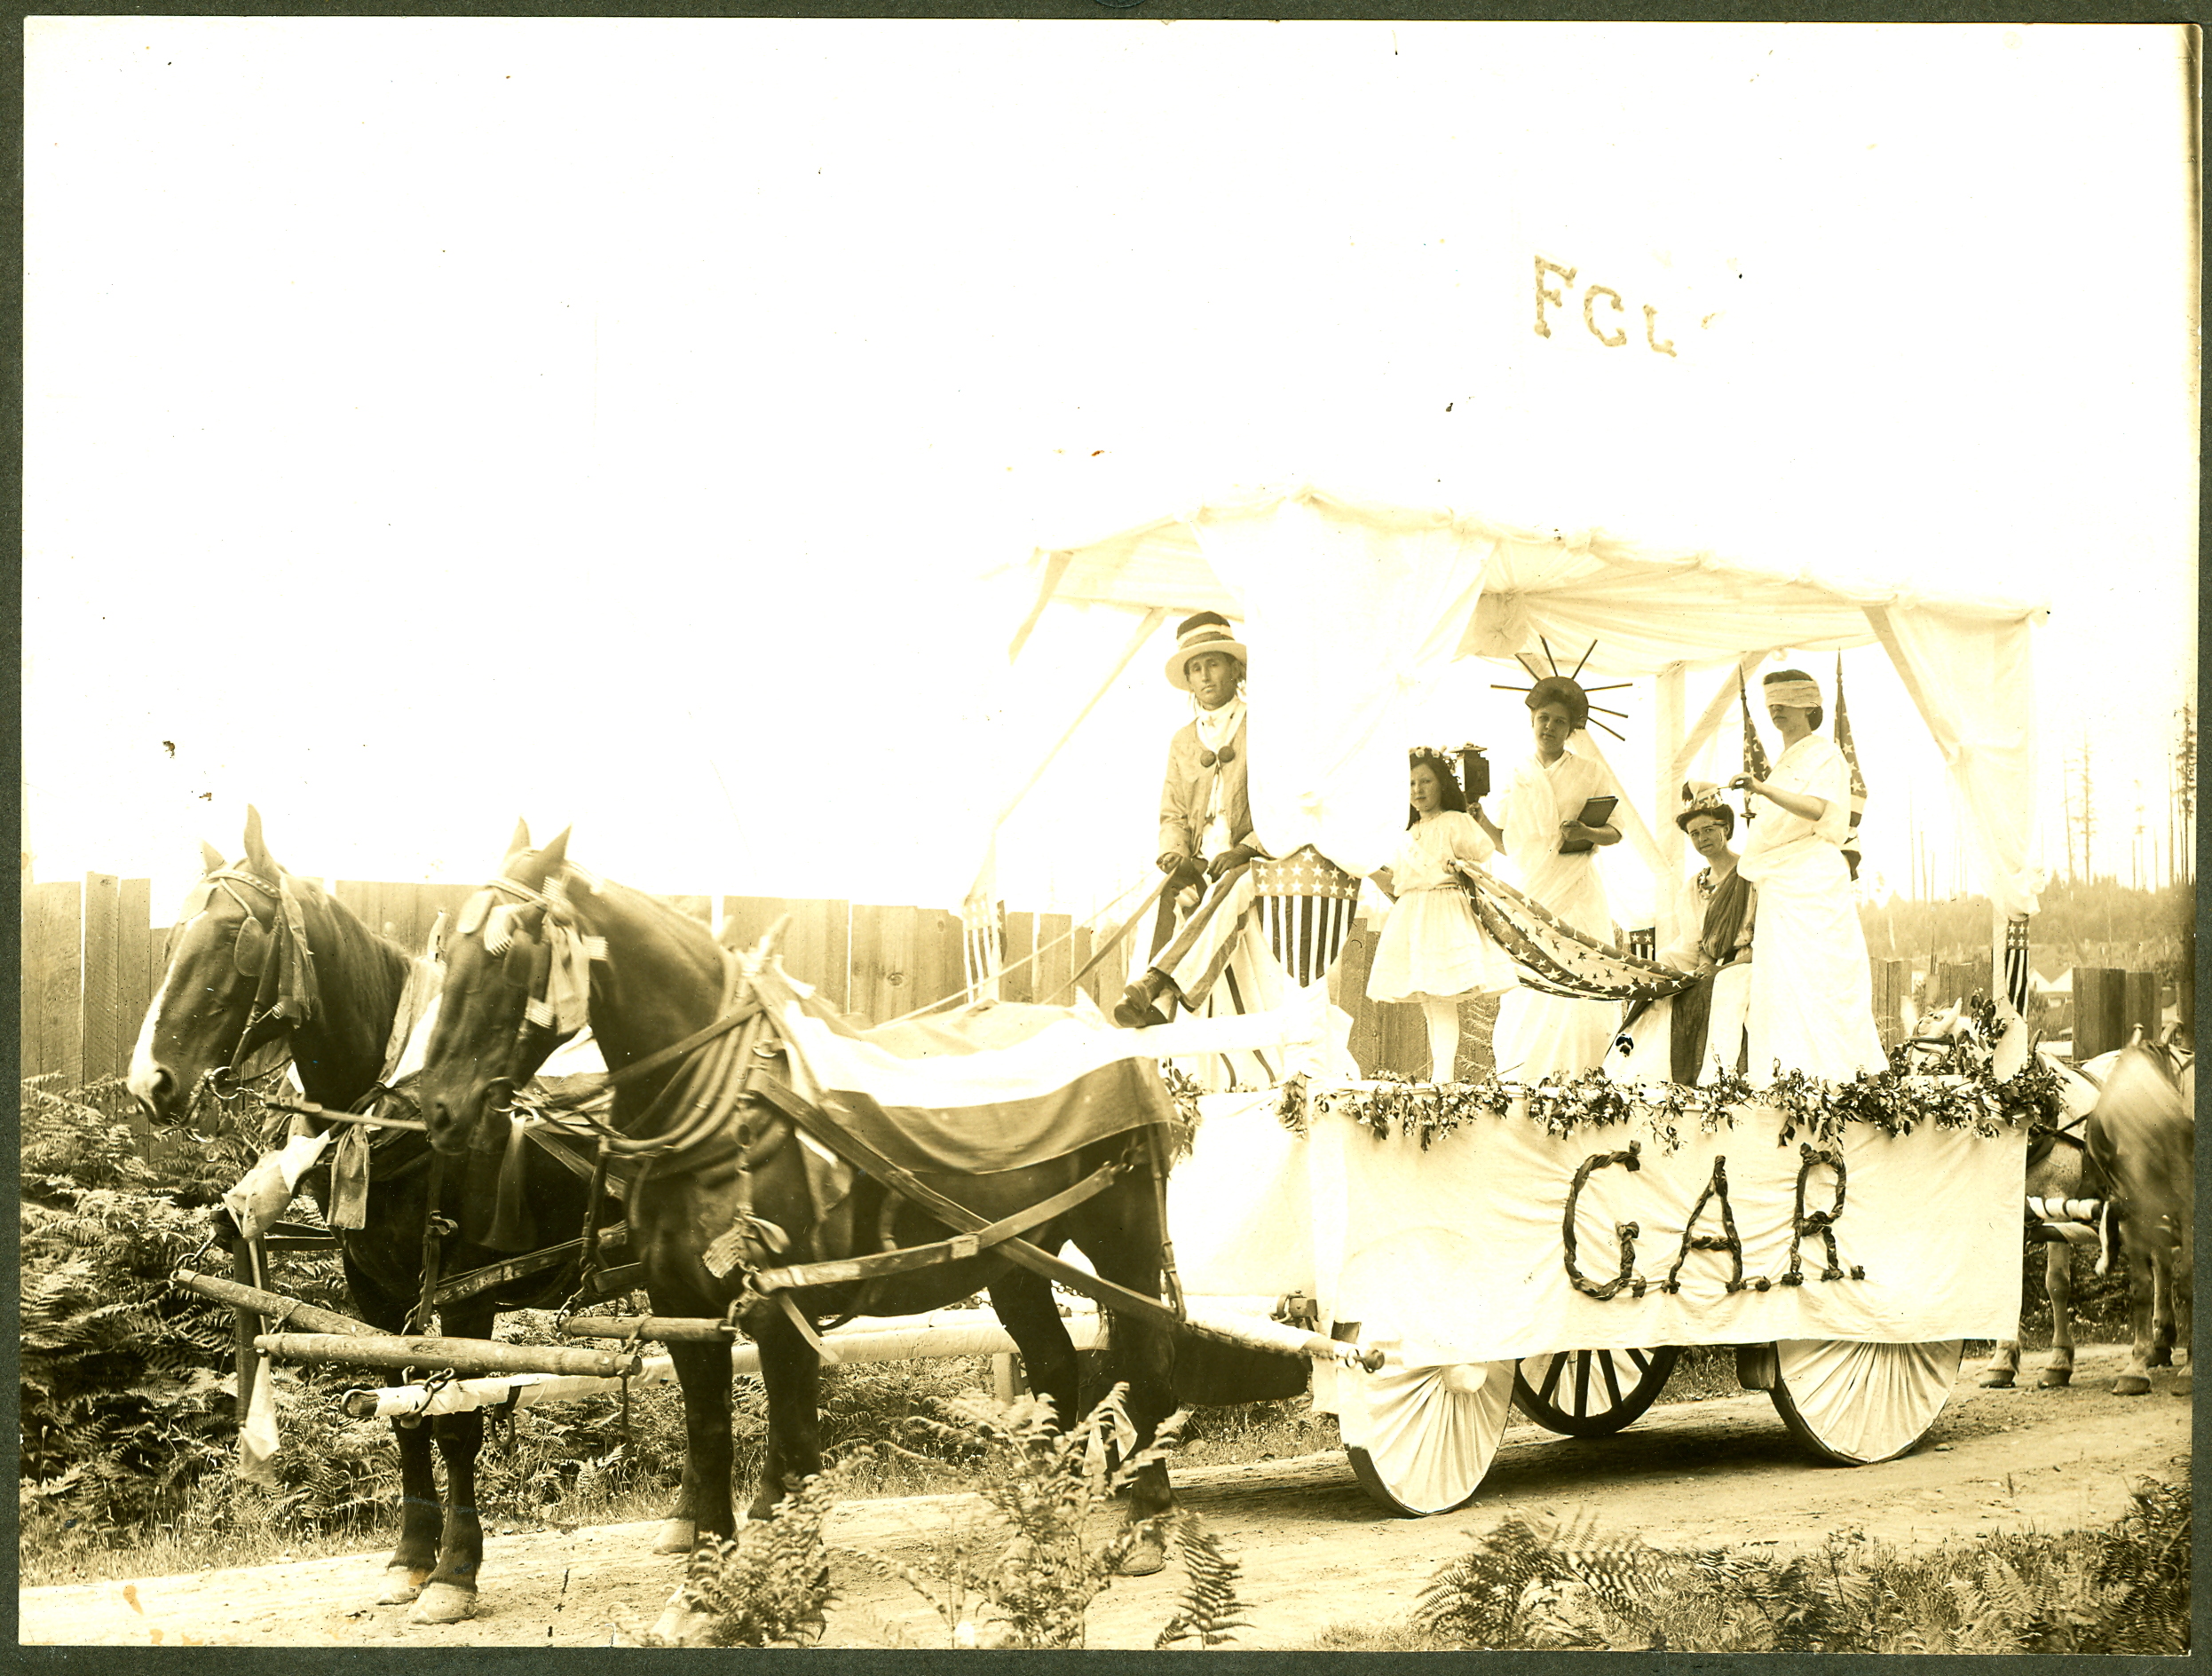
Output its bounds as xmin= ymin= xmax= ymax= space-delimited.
xmin=1152 ymin=1509 xmax=1251 ymax=1648
xmin=862 ymin=1385 xmax=1238 ymax=1649
xmin=1410 ymin=1486 xmax=2190 ymax=1656
xmin=660 ymin=1471 xmax=842 ymax=1647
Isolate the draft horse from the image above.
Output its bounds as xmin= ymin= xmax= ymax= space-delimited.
xmin=409 ymin=829 xmax=1184 ymax=1634
xmin=2085 ymin=1039 xmax=2193 ymax=1396
xmin=127 ymin=808 xmax=620 ymax=1624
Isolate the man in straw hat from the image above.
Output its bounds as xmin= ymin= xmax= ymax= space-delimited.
xmin=1729 ymin=668 xmax=1887 ymax=1083
xmin=1608 ymin=782 xmax=1755 ymax=1085
xmin=1114 ymin=611 xmax=1269 ymax=1028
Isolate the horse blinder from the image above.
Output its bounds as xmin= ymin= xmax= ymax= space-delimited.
xmin=233 ymin=913 xmax=273 ymax=976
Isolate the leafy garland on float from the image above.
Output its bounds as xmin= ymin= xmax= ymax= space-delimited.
xmin=1272 ymin=1030 xmax=2066 ymax=1158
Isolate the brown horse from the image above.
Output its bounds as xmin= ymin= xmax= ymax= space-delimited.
xmin=1976 ymin=1049 xmax=2104 ymax=1390
xmin=2086 ymin=1040 xmax=2193 ymax=1396
xmin=126 ymin=809 xmax=618 ymax=1624
xmin=408 ymin=829 xmax=1182 ymax=1636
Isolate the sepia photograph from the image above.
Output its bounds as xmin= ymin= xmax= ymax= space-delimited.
xmin=20 ymin=16 xmax=2197 ymax=1653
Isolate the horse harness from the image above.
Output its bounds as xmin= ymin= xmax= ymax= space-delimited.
xmin=463 ymin=870 xmax=1192 ymax=1348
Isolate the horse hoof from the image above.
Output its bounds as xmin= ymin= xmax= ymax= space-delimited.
xmin=652 ymin=1518 xmax=698 ymax=1555
xmin=2112 ymin=1373 xmax=2152 ymax=1397
xmin=1116 ymin=1535 xmax=1167 ymax=1577
xmin=1977 ymin=1370 xmax=2016 ymax=1389
xmin=376 ymin=1567 xmax=427 ymax=1605
xmin=407 ymin=1583 xmax=478 ymax=1625
xmin=2036 ymin=1369 xmax=2073 ymax=1388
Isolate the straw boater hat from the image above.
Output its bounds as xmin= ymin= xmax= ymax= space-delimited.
xmin=1165 ymin=611 xmax=1250 ymax=691
xmin=1676 ymin=780 xmax=1735 ymax=838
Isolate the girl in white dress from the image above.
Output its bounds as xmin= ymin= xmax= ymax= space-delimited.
xmin=1366 ymin=749 xmax=1519 ymax=1083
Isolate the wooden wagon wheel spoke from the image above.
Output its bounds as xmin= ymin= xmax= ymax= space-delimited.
xmin=1513 ymin=1345 xmax=1680 ymax=1438
xmin=1537 ymin=1350 xmax=1568 ymax=1404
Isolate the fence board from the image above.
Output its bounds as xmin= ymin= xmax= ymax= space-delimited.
xmin=147 ymin=922 xmax=170 ymax=1022
xmin=661 ymin=894 xmax=713 ymax=926
xmin=2121 ymin=969 xmax=2161 ymax=1044
xmin=1002 ymin=912 xmax=1038 ymax=1006
xmin=83 ymin=873 xmax=125 ymax=1085
xmin=1870 ymin=958 xmax=1912 ymax=1048
xmin=725 ymin=896 xmax=850 ymax=1011
xmin=119 ymin=879 xmax=154 ymax=1061
xmin=849 ymin=904 xmax=920 ymax=1026
xmin=25 ymin=881 xmax=83 ymax=1085
xmin=2072 ymin=968 xmax=2124 ymax=1060
xmin=1933 ymin=960 xmax=1987 ymax=1013
xmin=1070 ymin=926 xmax=1102 ymax=1011
xmin=336 ymin=881 xmax=473 ymax=959
xmin=1035 ymin=913 xmax=1074 ymax=1008
xmin=914 ymin=909 xmax=966 ymax=1012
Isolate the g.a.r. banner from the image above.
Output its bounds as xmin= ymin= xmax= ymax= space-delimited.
xmin=1171 ymin=1087 xmax=2024 ymax=1366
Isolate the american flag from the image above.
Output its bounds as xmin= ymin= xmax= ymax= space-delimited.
xmin=1738 ymin=670 xmax=1771 ymax=821
xmin=1249 ymin=844 xmax=1363 ymax=988
xmin=1834 ymin=654 xmax=1868 ymax=877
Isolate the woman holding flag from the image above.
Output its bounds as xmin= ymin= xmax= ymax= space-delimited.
xmin=1730 ymin=668 xmax=1888 ymax=1083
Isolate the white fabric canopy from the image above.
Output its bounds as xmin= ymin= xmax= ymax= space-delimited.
xmin=1007 ymin=483 xmax=2046 ymax=915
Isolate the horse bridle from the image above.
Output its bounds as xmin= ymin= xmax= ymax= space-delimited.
xmin=174 ymin=867 xmax=307 ymax=1103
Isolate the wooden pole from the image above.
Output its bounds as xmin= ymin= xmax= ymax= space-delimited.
xmin=175 ymin=1272 xmax=381 ymax=1337
xmin=255 ymin=1332 xmax=643 ymax=1379
xmin=231 ymin=1237 xmax=265 ymax=1416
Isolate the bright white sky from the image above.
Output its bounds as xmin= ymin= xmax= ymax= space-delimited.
xmin=24 ymin=20 xmax=2198 ymax=932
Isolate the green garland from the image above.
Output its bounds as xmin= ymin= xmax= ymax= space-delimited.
xmin=1272 ymin=1048 xmax=2065 ymax=1158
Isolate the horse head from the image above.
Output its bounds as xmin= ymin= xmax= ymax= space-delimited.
xmin=416 ymin=821 xmax=577 ymax=1158
xmin=128 ymin=807 xmax=313 ymax=1124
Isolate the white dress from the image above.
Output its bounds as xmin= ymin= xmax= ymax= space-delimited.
xmin=1489 ymin=747 xmax=1623 ymax=1080
xmin=1737 ymin=734 xmax=1887 ymax=1084
xmin=1365 ymin=811 xmax=1518 ymax=1004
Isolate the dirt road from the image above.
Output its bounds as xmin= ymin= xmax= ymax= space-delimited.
xmin=20 ymin=1345 xmax=2189 ymax=1650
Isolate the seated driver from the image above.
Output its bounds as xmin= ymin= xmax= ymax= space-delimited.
xmin=1115 ymin=612 xmax=1269 ymax=1028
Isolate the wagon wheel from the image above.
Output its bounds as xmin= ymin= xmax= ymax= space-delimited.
xmin=1769 ymin=1339 xmax=1963 ymax=1466
xmin=1512 ymin=1345 xmax=1681 ymax=1437
xmin=1337 ymin=1358 xmax=1517 ymax=1517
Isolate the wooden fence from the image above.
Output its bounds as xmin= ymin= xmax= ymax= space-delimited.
xmin=20 ymin=875 xmax=2176 ymax=1095
xmin=17 ymin=877 xmax=1145 ymax=1089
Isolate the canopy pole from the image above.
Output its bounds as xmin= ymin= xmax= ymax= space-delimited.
xmin=1654 ymin=665 xmax=1687 ymax=952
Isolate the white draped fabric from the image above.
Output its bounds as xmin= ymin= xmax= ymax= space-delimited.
xmin=1165 ymin=1090 xmax=2024 ymax=1367
xmin=1007 ymin=484 xmax=2046 ymax=930
xmin=1178 ymin=492 xmax=1494 ymax=879
xmin=1868 ymin=603 xmax=2042 ymax=918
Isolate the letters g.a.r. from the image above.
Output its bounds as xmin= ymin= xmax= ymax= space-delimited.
xmin=1560 ymin=1142 xmax=1865 ymax=1300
